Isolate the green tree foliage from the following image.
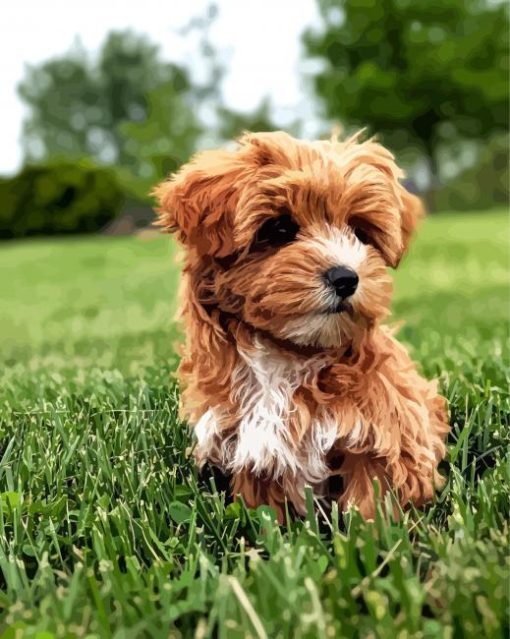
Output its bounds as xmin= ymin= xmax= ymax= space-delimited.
xmin=118 ymin=83 xmax=202 ymax=200
xmin=304 ymin=0 xmax=509 ymax=174
xmin=15 ymin=21 xmax=280 ymax=206
xmin=98 ymin=32 xmax=193 ymax=166
xmin=18 ymin=53 xmax=98 ymax=161
xmin=18 ymin=31 xmax=199 ymax=168
xmin=0 ymin=161 xmax=124 ymax=239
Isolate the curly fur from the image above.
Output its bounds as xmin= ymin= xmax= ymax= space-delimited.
xmin=154 ymin=130 xmax=449 ymax=521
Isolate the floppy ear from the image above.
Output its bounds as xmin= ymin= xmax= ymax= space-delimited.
xmin=153 ymin=148 xmax=253 ymax=257
xmin=329 ymin=133 xmax=425 ymax=269
xmin=396 ymin=187 xmax=424 ymax=266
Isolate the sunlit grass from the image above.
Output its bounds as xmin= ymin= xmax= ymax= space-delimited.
xmin=0 ymin=209 xmax=508 ymax=637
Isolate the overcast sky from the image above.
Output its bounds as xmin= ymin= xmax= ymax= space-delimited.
xmin=0 ymin=0 xmax=321 ymax=174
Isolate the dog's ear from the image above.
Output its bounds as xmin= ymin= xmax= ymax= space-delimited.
xmin=338 ymin=134 xmax=424 ymax=269
xmin=394 ymin=187 xmax=424 ymax=267
xmin=153 ymin=148 xmax=254 ymax=257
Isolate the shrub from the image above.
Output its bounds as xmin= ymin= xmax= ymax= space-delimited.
xmin=0 ymin=159 xmax=125 ymax=239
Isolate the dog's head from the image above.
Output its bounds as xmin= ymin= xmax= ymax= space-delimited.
xmin=154 ymin=131 xmax=422 ymax=348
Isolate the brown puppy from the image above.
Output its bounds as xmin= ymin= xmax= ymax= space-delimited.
xmin=154 ymin=131 xmax=449 ymax=521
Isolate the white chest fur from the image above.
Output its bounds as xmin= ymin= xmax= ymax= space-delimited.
xmin=194 ymin=342 xmax=339 ymax=484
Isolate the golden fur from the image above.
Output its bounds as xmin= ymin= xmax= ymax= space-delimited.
xmin=154 ymin=131 xmax=449 ymax=521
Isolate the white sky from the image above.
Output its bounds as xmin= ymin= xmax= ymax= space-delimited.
xmin=0 ymin=0 xmax=321 ymax=174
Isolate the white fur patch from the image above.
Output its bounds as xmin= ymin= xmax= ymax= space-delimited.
xmin=283 ymin=313 xmax=345 ymax=348
xmin=230 ymin=344 xmax=330 ymax=479
xmin=193 ymin=342 xmax=340 ymax=486
xmin=194 ymin=408 xmax=219 ymax=454
xmin=312 ymin=225 xmax=367 ymax=272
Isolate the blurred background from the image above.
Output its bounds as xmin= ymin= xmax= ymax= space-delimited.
xmin=0 ymin=0 xmax=508 ymax=240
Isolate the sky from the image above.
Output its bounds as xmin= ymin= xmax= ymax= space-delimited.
xmin=0 ymin=0 xmax=321 ymax=174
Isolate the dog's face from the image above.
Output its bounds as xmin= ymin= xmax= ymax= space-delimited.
xmin=155 ymin=132 xmax=422 ymax=348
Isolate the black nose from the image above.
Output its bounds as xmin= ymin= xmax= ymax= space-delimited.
xmin=324 ymin=266 xmax=359 ymax=299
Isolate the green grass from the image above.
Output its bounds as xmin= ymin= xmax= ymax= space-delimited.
xmin=0 ymin=209 xmax=508 ymax=638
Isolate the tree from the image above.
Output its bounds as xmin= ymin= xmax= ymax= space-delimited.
xmin=303 ymin=0 xmax=509 ymax=177
xmin=17 ymin=6 xmax=279 ymax=200
xmin=19 ymin=50 xmax=99 ymax=161
xmin=118 ymin=82 xmax=202 ymax=200
xmin=18 ymin=31 xmax=196 ymax=167
xmin=97 ymin=31 xmax=192 ymax=166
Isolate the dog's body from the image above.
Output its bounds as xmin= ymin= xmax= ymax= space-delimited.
xmin=155 ymin=131 xmax=449 ymax=520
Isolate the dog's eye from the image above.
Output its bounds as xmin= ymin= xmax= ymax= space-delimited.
xmin=352 ymin=224 xmax=383 ymax=253
xmin=353 ymin=227 xmax=371 ymax=245
xmin=254 ymin=213 xmax=299 ymax=248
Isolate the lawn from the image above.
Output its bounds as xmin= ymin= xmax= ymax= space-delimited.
xmin=0 ymin=210 xmax=508 ymax=638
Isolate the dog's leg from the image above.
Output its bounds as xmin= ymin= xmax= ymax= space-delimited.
xmin=337 ymin=453 xmax=390 ymax=519
xmin=338 ymin=450 xmax=443 ymax=520
xmin=231 ymin=470 xmax=286 ymax=523
xmin=325 ymin=330 xmax=449 ymax=517
xmin=337 ymin=394 xmax=448 ymax=519
xmin=337 ymin=393 xmax=448 ymax=518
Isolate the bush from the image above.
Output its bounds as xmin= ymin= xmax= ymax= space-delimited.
xmin=0 ymin=159 xmax=125 ymax=239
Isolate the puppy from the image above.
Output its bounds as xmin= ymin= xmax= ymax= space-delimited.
xmin=154 ymin=131 xmax=449 ymax=521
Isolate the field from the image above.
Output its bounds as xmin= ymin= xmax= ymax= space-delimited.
xmin=0 ymin=210 xmax=508 ymax=638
